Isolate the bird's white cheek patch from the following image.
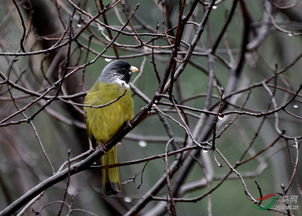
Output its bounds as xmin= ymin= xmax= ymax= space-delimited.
xmin=115 ymin=78 xmax=130 ymax=88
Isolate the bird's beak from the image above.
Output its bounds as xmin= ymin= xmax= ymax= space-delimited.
xmin=130 ymin=66 xmax=139 ymax=73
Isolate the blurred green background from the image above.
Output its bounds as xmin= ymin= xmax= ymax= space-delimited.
xmin=0 ymin=0 xmax=302 ymax=215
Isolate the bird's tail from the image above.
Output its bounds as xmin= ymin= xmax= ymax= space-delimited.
xmin=101 ymin=146 xmax=121 ymax=195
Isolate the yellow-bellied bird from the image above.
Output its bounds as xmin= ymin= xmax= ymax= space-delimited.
xmin=84 ymin=60 xmax=139 ymax=195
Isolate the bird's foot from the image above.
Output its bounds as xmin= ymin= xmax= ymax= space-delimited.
xmin=126 ymin=120 xmax=133 ymax=128
xmin=99 ymin=143 xmax=107 ymax=153
xmin=88 ymin=139 xmax=96 ymax=151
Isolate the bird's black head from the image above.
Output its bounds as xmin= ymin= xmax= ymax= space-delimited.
xmin=99 ymin=60 xmax=139 ymax=84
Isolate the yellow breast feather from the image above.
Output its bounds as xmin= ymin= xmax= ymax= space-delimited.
xmin=84 ymin=82 xmax=133 ymax=144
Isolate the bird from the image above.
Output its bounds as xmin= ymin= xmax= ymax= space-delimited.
xmin=84 ymin=60 xmax=139 ymax=195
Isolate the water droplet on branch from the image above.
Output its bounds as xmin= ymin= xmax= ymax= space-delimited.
xmin=138 ymin=140 xmax=147 ymax=147
xmin=124 ymin=196 xmax=132 ymax=203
